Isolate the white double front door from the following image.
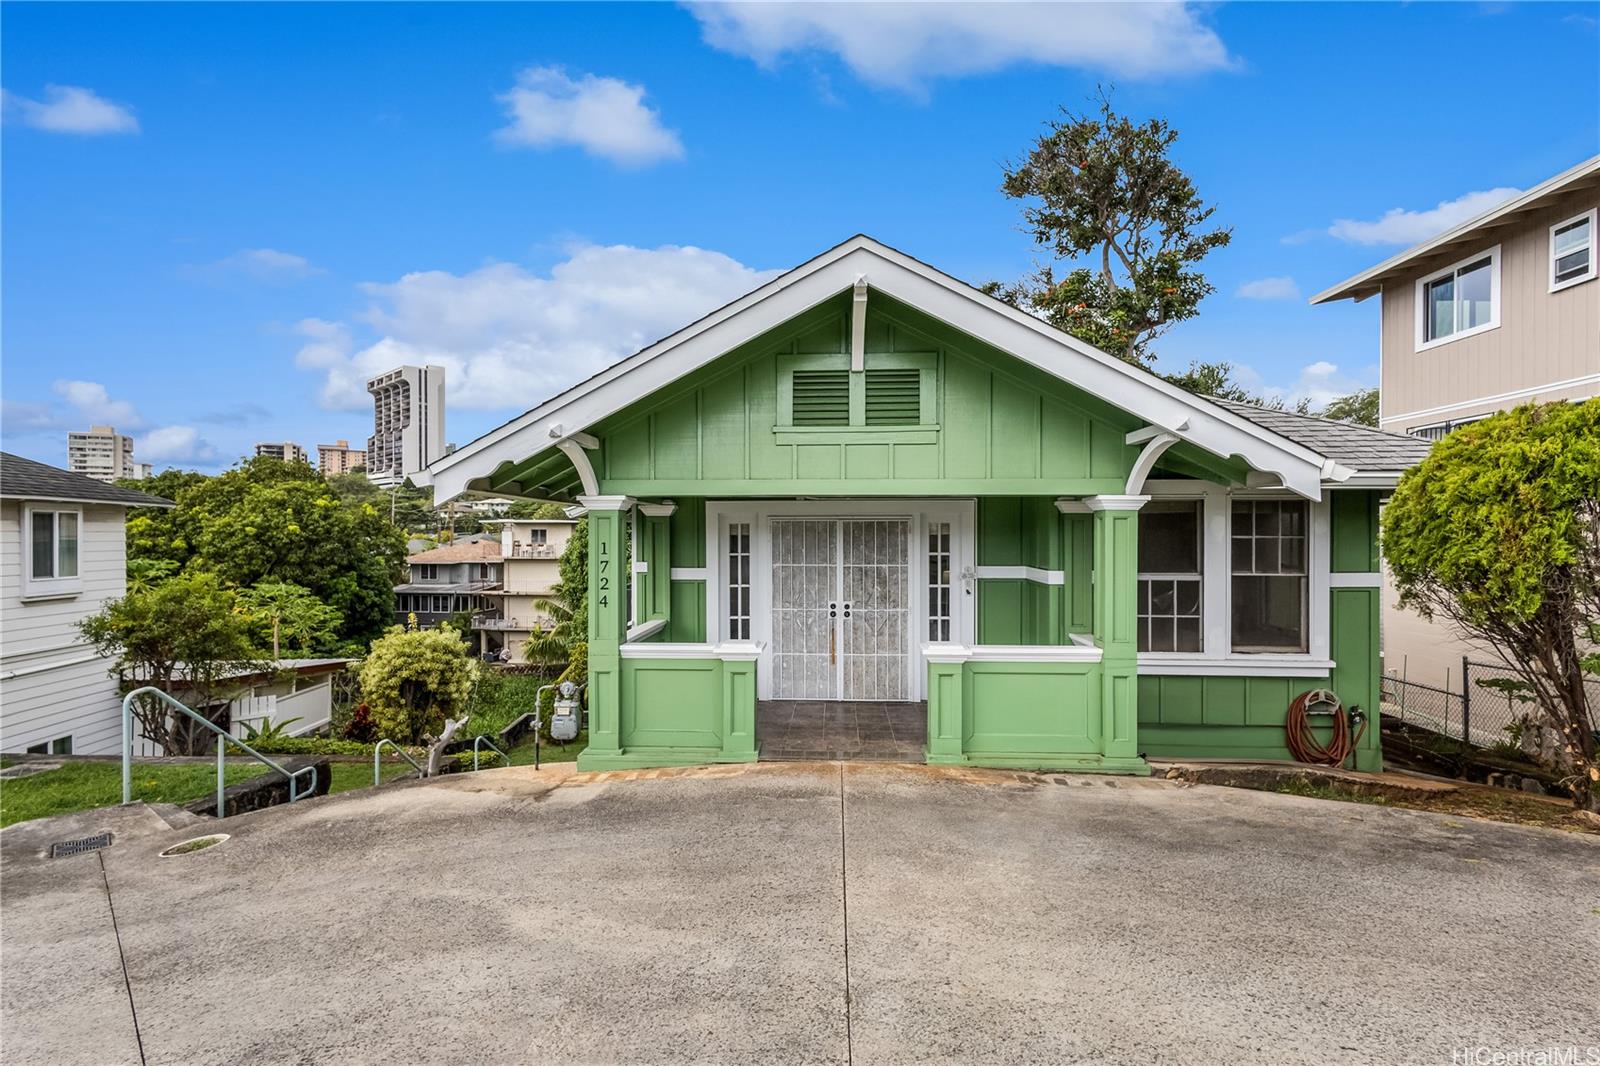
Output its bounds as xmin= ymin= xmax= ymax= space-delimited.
xmin=770 ymin=518 xmax=912 ymax=701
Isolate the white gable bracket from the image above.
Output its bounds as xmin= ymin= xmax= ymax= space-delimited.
xmin=851 ymin=276 xmax=868 ymax=372
xmin=1125 ymin=420 xmax=1187 ymax=445
xmin=1125 ymin=432 xmax=1181 ymax=495
xmin=554 ymin=437 xmax=600 ymax=497
xmin=548 ymin=425 xmax=599 ymax=450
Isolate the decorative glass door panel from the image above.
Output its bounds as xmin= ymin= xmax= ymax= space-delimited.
xmin=770 ymin=518 xmax=910 ymax=701
xmin=842 ymin=520 xmax=910 ymax=700
xmin=771 ymin=519 xmax=838 ymax=699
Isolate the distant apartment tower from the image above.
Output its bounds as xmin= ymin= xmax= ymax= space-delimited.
xmin=66 ymin=426 xmax=140 ymax=483
xmin=254 ymin=441 xmax=308 ymax=464
xmin=366 ymin=365 xmax=445 ymax=487
xmin=316 ymin=439 xmax=367 ymax=477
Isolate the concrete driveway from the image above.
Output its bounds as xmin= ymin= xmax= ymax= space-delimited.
xmin=3 ymin=762 xmax=1597 ymax=1065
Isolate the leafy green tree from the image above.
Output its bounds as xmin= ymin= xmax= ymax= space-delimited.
xmin=358 ymin=624 xmax=478 ymax=743
xmin=504 ymin=499 xmax=571 ymax=520
xmin=238 ymin=581 xmax=344 ymax=659
xmin=126 ymin=457 xmax=406 ymax=645
xmin=1322 ymin=388 xmax=1379 ymax=427
xmin=998 ymin=96 xmax=1231 ymax=367
xmin=1382 ymin=400 xmax=1600 ymax=812
xmin=79 ymin=572 xmax=267 ymax=755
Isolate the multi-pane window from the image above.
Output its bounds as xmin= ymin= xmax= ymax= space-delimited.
xmin=530 ymin=528 xmax=548 ymax=545
xmin=1137 ymin=500 xmax=1202 ymax=652
xmin=1231 ymin=500 xmax=1309 ymax=653
xmin=418 ymin=564 xmax=438 ymax=581
xmin=1551 ymin=210 xmax=1596 ymax=291
xmin=29 ymin=509 xmax=79 ymax=581
xmin=1419 ymin=249 xmax=1497 ymax=345
xmin=26 ymin=736 xmax=72 ymax=755
xmin=927 ymin=521 xmax=952 ymax=641
xmin=727 ymin=522 xmax=751 ymax=640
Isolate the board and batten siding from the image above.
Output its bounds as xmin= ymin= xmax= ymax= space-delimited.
xmin=1379 ymin=186 xmax=1600 ymax=433
xmin=0 ymin=500 xmax=129 ymax=755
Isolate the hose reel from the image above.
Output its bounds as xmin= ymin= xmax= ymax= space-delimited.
xmin=1285 ymin=688 xmax=1368 ymax=767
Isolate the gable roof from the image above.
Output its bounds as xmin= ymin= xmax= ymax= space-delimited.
xmin=421 ymin=235 xmax=1353 ymax=502
xmin=1215 ymin=401 xmax=1432 ymax=476
xmin=0 ymin=452 xmax=175 ymax=508
xmin=1311 ymin=156 xmax=1600 ymax=304
xmin=407 ymin=537 xmax=503 ymax=564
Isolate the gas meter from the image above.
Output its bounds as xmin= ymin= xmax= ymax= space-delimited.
xmin=550 ymin=680 xmax=584 ymax=742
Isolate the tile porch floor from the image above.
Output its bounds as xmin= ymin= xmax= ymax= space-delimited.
xmin=756 ymin=700 xmax=927 ymax=762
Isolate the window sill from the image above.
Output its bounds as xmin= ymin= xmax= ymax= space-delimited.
xmin=19 ymin=583 xmax=83 ymax=603
xmin=1137 ymin=654 xmax=1335 ymax=678
xmin=1414 ymin=320 xmax=1499 ymax=353
xmin=1551 ymin=271 xmax=1595 ymax=294
xmin=773 ymin=425 xmax=939 ymax=446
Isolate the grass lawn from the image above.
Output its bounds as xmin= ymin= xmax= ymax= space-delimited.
xmin=0 ymin=762 xmax=270 ymax=829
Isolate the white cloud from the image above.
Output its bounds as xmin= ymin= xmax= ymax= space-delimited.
xmin=1235 ymin=276 xmax=1300 ymax=301
xmin=135 ymin=425 xmax=216 ymax=463
xmin=1256 ymin=360 xmax=1373 ymax=411
xmin=494 ymin=67 xmax=684 ymax=166
xmin=689 ymin=2 xmax=1233 ymax=92
xmin=187 ymin=248 xmax=323 ymax=284
xmin=1327 ymin=187 xmax=1521 ymax=246
xmin=52 ymin=380 xmax=142 ymax=426
xmin=2 ymin=84 xmax=139 ymax=134
xmin=297 ymin=243 xmax=778 ymax=411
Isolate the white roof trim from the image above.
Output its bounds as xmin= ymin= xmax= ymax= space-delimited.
xmin=425 ymin=235 xmax=1333 ymax=502
xmin=1311 ymin=155 xmax=1600 ymax=305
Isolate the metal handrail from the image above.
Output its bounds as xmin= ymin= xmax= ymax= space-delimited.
xmin=121 ymin=686 xmax=318 ymax=819
xmin=472 ymin=735 xmax=509 ymax=771
xmin=373 ymin=739 xmax=426 ymax=787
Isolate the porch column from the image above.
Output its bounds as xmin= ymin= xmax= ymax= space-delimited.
xmin=578 ymin=495 xmax=634 ymax=760
xmin=1087 ymin=495 xmax=1146 ymax=764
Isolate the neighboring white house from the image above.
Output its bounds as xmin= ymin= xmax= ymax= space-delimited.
xmin=0 ymin=452 xmax=173 ymax=755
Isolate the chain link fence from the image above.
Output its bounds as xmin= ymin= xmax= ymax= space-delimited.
xmin=1383 ymin=656 xmax=1600 ymax=758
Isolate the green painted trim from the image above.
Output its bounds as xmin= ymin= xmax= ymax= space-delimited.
xmin=600 ymin=478 xmax=1130 ymax=497
xmin=925 ymin=751 xmax=1150 ymax=775
xmin=1331 ymin=490 xmax=1381 ymax=573
xmin=576 ymin=748 xmax=760 ymax=771
xmin=773 ymin=426 xmax=940 ymax=446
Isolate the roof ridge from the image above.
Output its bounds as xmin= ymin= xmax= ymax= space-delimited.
xmin=1212 ymin=398 xmax=1421 ymax=442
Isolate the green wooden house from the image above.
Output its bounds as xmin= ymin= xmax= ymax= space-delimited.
xmin=423 ymin=237 xmax=1429 ymax=775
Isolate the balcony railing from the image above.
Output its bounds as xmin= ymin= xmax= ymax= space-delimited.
xmin=472 ymin=613 xmax=551 ymax=632
xmin=507 ymin=545 xmax=559 ymax=560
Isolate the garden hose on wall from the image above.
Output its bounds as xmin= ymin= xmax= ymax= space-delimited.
xmin=1285 ymin=689 xmax=1368 ymax=767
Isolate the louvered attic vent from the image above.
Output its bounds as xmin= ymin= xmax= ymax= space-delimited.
xmin=864 ymin=369 xmax=921 ymax=425
xmin=791 ymin=370 xmax=850 ymax=426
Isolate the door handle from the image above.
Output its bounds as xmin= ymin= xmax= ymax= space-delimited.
xmin=828 ymin=601 xmax=837 ymax=618
xmin=842 ymin=602 xmax=852 ymax=619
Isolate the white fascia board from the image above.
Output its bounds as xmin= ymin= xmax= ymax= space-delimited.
xmin=428 ymin=236 xmax=1330 ymax=502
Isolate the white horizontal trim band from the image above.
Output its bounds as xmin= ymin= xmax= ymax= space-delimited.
xmin=974 ymin=565 xmax=1066 ymax=586
xmin=619 ymin=640 xmax=765 ymax=661
xmin=669 ymin=567 xmax=708 ymax=581
xmin=1329 ymin=572 xmax=1383 ymax=588
xmin=1381 ymin=373 xmax=1600 ymax=425
xmin=921 ymin=642 xmax=1103 ymax=664
xmin=1137 ymin=655 xmax=1336 ymax=678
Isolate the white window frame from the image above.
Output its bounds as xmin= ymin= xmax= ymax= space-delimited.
xmin=1549 ymin=208 xmax=1597 ymax=293
xmin=21 ymin=504 xmax=84 ymax=599
xmin=1136 ymin=498 xmax=1205 ymax=653
xmin=1138 ymin=482 xmax=1332 ymax=677
xmin=1229 ymin=498 xmax=1311 ymax=655
xmin=1414 ymin=244 xmax=1501 ymax=352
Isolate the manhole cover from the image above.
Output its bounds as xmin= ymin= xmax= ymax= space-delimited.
xmin=50 ymin=833 xmax=113 ymax=858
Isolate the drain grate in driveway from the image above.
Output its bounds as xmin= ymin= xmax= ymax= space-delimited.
xmin=50 ymin=832 xmax=113 ymax=858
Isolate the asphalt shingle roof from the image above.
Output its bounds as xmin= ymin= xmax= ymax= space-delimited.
xmin=1211 ymin=400 xmax=1433 ymax=473
xmin=0 ymin=452 xmax=175 ymax=508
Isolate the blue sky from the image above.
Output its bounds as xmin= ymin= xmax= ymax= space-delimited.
xmin=4 ymin=1 xmax=1597 ymax=471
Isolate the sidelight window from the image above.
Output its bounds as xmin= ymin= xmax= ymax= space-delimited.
xmin=927 ymin=521 xmax=952 ymax=641
xmin=727 ymin=522 xmax=751 ymax=640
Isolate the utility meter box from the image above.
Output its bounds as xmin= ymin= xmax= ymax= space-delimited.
xmin=551 ymin=681 xmax=582 ymax=742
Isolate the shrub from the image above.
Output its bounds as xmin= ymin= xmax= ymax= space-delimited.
xmin=358 ymin=626 xmax=477 ymax=743
xmin=342 ymin=702 xmax=377 ymax=743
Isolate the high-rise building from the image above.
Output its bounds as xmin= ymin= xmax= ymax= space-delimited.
xmin=366 ymin=365 xmax=445 ymax=487
xmin=316 ymin=439 xmax=367 ymax=478
xmin=66 ymin=426 xmax=140 ymax=483
xmin=254 ymin=442 xmax=309 ymax=464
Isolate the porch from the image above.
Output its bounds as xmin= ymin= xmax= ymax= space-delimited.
xmin=756 ymin=700 xmax=927 ymax=762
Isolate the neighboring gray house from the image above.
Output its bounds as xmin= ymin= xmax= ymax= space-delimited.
xmin=393 ymin=536 xmax=502 ymax=630
xmin=1313 ymin=155 xmax=1600 ymax=691
xmin=0 ymin=452 xmax=172 ymax=756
